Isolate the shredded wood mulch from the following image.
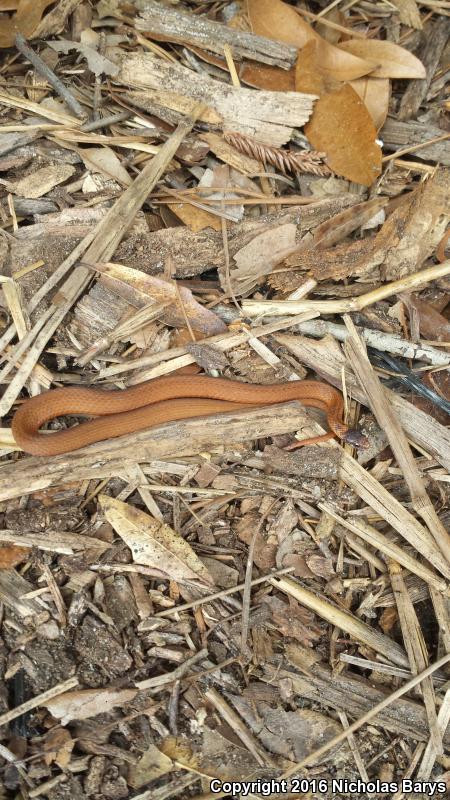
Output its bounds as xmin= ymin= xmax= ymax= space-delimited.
xmin=0 ymin=1 xmax=449 ymax=798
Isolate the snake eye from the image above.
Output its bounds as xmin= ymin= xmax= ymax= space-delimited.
xmin=343 ymin=430 xmax=370 ymax=449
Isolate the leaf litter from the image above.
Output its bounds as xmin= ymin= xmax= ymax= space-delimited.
xmin=0 ymin=0 xmax=449 ymax=798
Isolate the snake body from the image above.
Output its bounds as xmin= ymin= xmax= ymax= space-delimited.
xmin=12 ymin=375 xmax=366 ymax=456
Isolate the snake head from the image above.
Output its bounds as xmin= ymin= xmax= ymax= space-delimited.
xmin=342 ymin=429 xmax=370 ymax=449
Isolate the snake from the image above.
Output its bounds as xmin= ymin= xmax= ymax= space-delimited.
xmin=11 ymin=375 xmax=368 ymax=457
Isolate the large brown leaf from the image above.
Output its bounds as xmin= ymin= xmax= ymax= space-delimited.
xmin=0 ymin=0 xmax=55 ymax=47
xmin=240 ymin=61 xmax=295 ymax=91
xmin=247 ymin=0 xmax=376 ymax=81
xmin=350 ymin=77 xmax=390 ymax=131
xmin=338 ymin=39 xmax=426 ymax=79
xmin=305 ymin=83 xmax=382 ymax=186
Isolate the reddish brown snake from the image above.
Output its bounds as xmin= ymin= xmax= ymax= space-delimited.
xmin=11 ymin=375 xmax=367 ymax=456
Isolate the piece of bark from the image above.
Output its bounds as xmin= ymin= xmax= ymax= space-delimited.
xmin=292 ymin=318 xmax=450 ymax=367
xmin=13 ymin=198 xmax=59 ymax=216
xmin=0 ymin=569 xmax=47 ymax=618
xmin=0 ymin=131 xmax=40 ymax=157
xmin=398 ymin=17 xmax=449 ymax=121
xmin=381 ymin=118 xmax=450 ymax=165
xmin=299 ymin=172 xmax=450 ymax=282
xmin=9 ymin=197 xmax=360 ymax=313
xmin=1 ymin=403 xmax=315 ymax=502
xmin=0 ymin=530 xmax=109 ymax=556
xmin=113 ymin=52 xmax=315 ymax=147
xmin=377 ymin=171 xmax=448 ymax=280
xmin=263 ymin=661 xmax=450 ymax=745
xmin=135 ymin=0 xmax=296 ymax=69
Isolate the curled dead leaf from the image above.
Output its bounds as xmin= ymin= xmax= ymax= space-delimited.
xmin=338 ymin=39 xmax=426 ymax=79
xmin=45 ymin=687 xmax=137 ymax=725
xmin=305 ymin=83 xmax=382 ymax=186
xmin=170 ymin=201 xmax=222 ymax=232
xmin=248 ymin=0 xmax=375 ymax=81
xmin=95 ymin=261 xmax=227 ymax=336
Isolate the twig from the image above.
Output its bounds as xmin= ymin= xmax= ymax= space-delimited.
xmin=417 ymin=688 xmax=450 ymax=778
xmin=224 ymin=131 xmax=331 ymax=176
xmin=81 ymin=110 xmax=131 ymax=132
xmin=338 ymin=711 xmax=369 ymax=782
xmin=292 ymin=318 xmax=450 ymax=367
xmin=382 ymin=132 xmax=450 ymax=162
xmin=15 ymin=34 xmax=86 ymax=120
xmin=387 ymin=560 xmax=442 ymax=754
xmin=205 ymin=687 xmax=276 ymax=767
xmin=135 ymin=648 xmax=208 ymax=689
xmin=100 ymin=311 xmax=319 ymax=381
xmin=0 ymin=89 xmax=81 ymax=126
xmin=241 ymin=529 xmax=258 ymax=656
xmin=242 ymin=260 xmax=450 ymax=317
xmin=153 ymin=565 xmax=295 ymax=619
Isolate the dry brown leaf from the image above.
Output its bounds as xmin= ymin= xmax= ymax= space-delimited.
xmin=402 ymin=294 xmax=450 ymax=342
xmin=312 ymin=196 xmax=389 ymax=249
xmin=42 ymin=728 xmax=74 ymax=769
xmin=99 ymin=495 xmax=214 ymax=586
xmin=338 ymin=39 xmax=426 ymax=79
xmin=350 ymin=77 xmax=390 ymax=130
xmin=240 ymin=61 xmax=295 ymax=91
xmin=78 ymin=146 xmax=131 ymax=186
xmin=296 ymin=41 xmax=389 ymax=132
xmin=45 ymin=688 xmax=137 ymax=725
xmin=95 ymin=261 xmax=227 ymax=336
xmin=316 ymin=7 xmax=347 ymax=45
xmin=248 ymin=0 xmax=375 ymax=81
xmin=0 ymin=0 xmax=55 ymax=47
xmin=0 ymin=544 xmax=30 ymax=569
xmin=305 ymin=84 xmax=381 ymax=186
xmin=160 ymin=737 xmax=199 ymax=772
xmin=128 ymin=744 xmax=174 ymax=788
xmin=170 ymin=201 xmax=222 ymax=232
xmin=295 ymin=40 xmax=329 ymax=96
